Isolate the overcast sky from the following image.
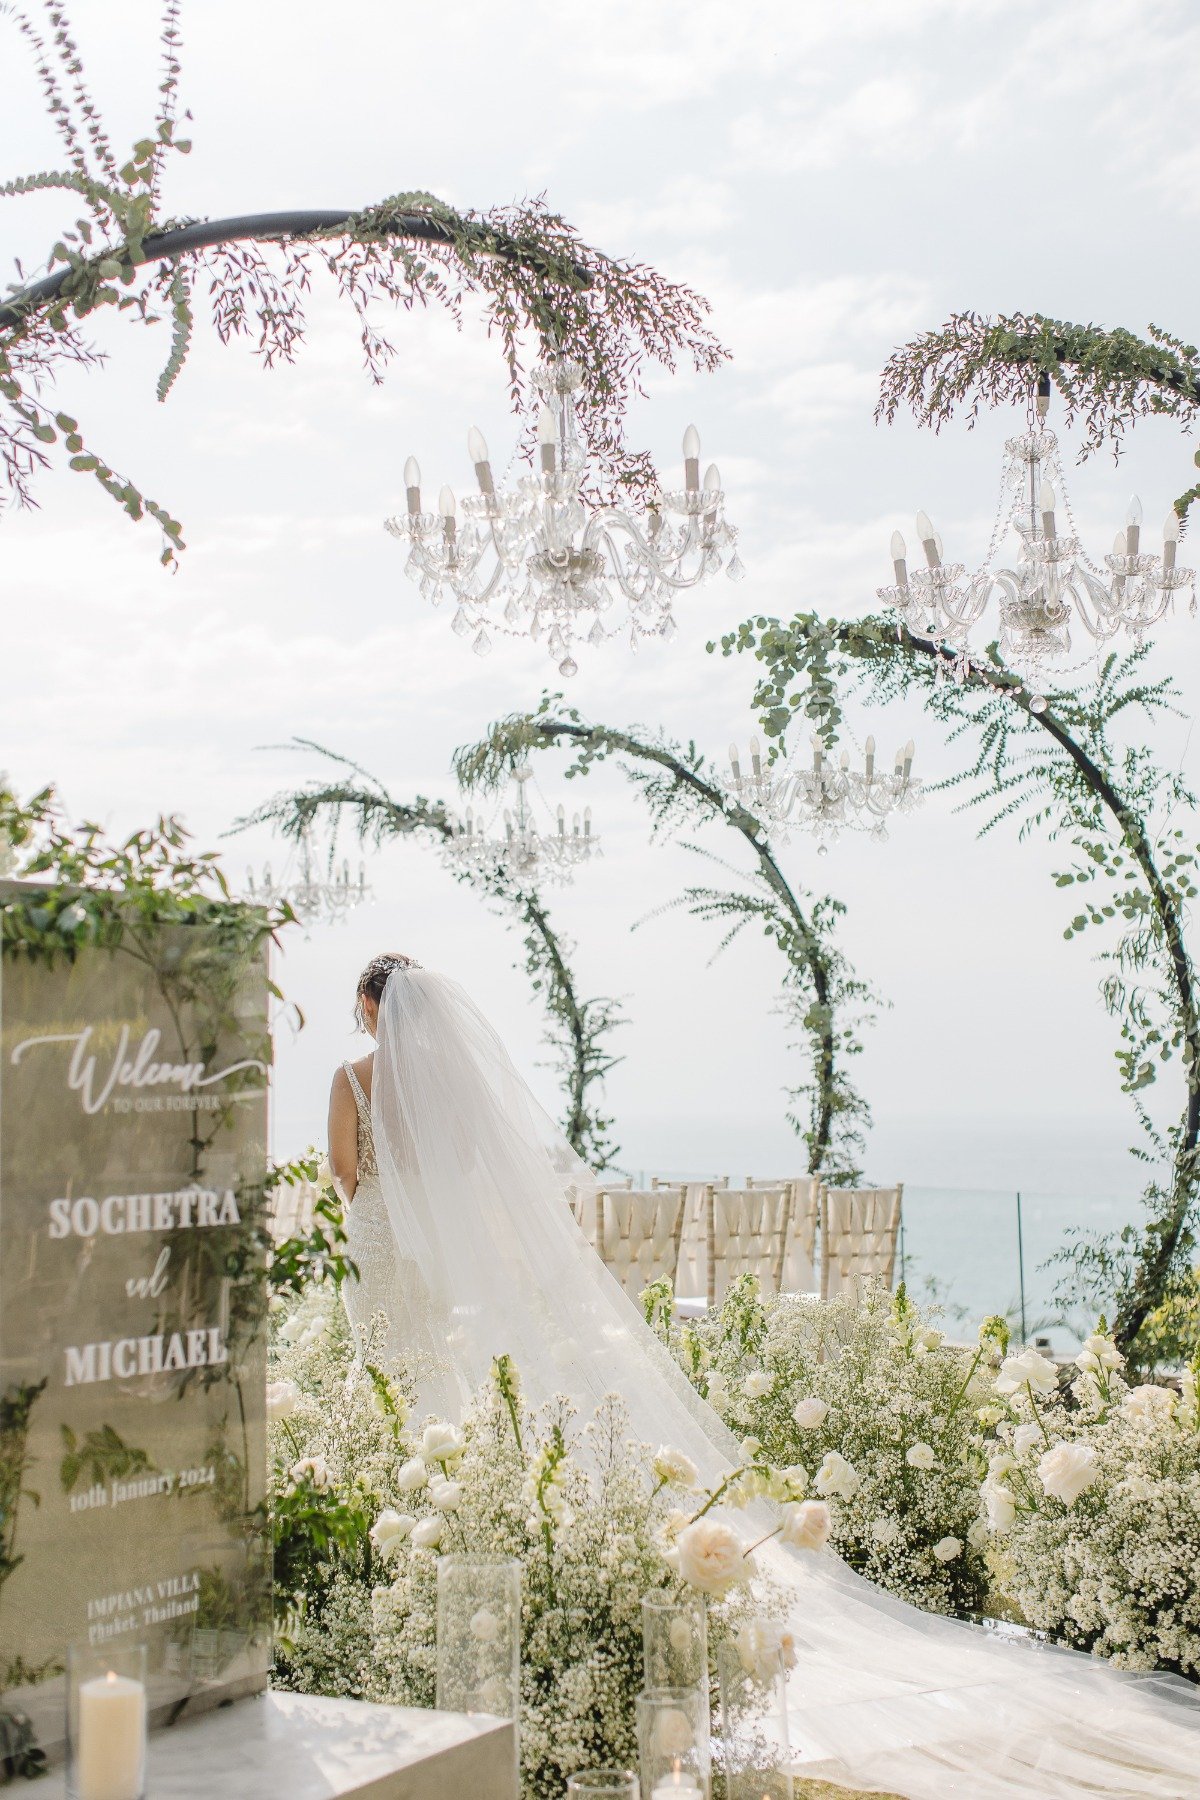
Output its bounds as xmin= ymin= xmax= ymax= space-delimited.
xmin=2 ymin=0 xmax=1198 ymax=1199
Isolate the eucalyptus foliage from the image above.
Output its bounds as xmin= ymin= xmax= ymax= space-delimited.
xmin=1 ymin=2 xmax=726 ymax=563
xmin=455 ymin=697 xmax=872 ymax=1182
xmin=241 ymin=742 xmax=624 ymax=1170
xmin=716 ymin=614 xmax=1199 ymax=1364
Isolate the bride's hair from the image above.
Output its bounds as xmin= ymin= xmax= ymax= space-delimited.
xmin=355 ymin=952 xmax=420 ymax=1028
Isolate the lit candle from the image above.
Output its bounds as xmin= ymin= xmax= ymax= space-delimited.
xmin=683 ymin=424 xmax=701 ymax=493
xmin=864 ymin=735 xmax=875 ymax=781
xmin=750 ymin=735 xmax=762 ymax=777
xmin=537 ymin=405 xmax=558 ymax=474
xmin=1039 ymin=480 xmax=1057 ymax=542
xmin=404 ymin=455 xmax=421 ymax=518
xmin=1125 ymin=494 xmax=1143 ymax=559
xmin=76 ymin=1670 xmax=146 ymax=1800
xmin=890 ymin=530 xmax=908 ymax=588
xmin=1163 ymin=510 xmax=1180 ymax=573
xmin=729 ymin=743 xmax=742 ymax=781
xmin=915 ymin=510 xmax=941 ymax=569
xmin=651 ymin=1762 xmax=703 ymax=1800
xmin=468 ymin=426 xmax=494 ymax=497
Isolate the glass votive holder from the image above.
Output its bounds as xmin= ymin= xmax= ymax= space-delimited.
xmin=566 ymin=1771 xmax=640 ymax=1799
xmin=716 ymin=1635 xmax=792 ymax=1800
xmin=435 ymin=1554 xmax=522 ymax=1733
xmin=636 ymin=1685 xmax=710 ymax=1798
xmin=66 ymin=1642 xmax=147 ymax=1800
xmin=642 ymin=1591 xmax=708 ymax=1692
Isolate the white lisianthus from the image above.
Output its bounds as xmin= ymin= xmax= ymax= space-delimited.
xmin=905 ymin=1442 xmax=936 ymax=1471
xmin=469 ymin=1607 xmax=501 ymax=1644
xmin=705 ymin=1373 xmax=730 ymax=1410
xmin=411 ymin=1515 xmax=444 ymax=1550
xmin=1038 ymin=1441 xmax=1099 ymax=1506
xmin=996 ymin=1347 xmax=1058 ymax=1397
xmin=369 ymin=1509 xmax=416 ymax=1560
xmin=674 ymin=1516 xmax=753 ymax=1597
xmin=1074 ymin=1333 xmax=1124 ymax=1377
xmin=933 ymin=1536 xmax=962 ymax=1563
xmin=280 ymin=1312 xmax=307 ymax=1343
xmin=735 ymin=1616 xmax=799 ymax=1681
xmin=266 ymin=1378 xmax=299 ymax=1419
xmin=984 ymin=1483 xmax=1017 ymax=1533
xmin=396 ymin=1457 xmax=428 ymax=1493
xmin=967 ymin=1519 xmax=989 ymax=1551
xmin=988 ymin=1450 xmax=1015 ymax=1480
xmin=918 ymin=1327 xmax=944 ymax=1351
xmin=778 ymin=1499 xmax=832 ymax=1552
xmin=1012 ymin=1422 xmax=1043 ymax=1458
xmin=781 ymin=1464 xmax=809 ymax=1499
xmin=976 ymin=1405 xmax=1005 ymax=1427
xmin=743 ymin=1369 xmax=774 ymax=1399
xmin=1121 ymin=1383 xmax=1176 ymax=1423
xmin=421 ymin=1422 xmax=465 ymax=1464
xmin=652 ymin=1446 xmax=700 ymax=1490
xmin=289 ymin=1454 xmax=330 ymax=1490
xmin=814 ymin=1450 xmax=860 ymax=1501
xmin=316 ymin=1153 xmax=334 ymax=1189
xmin=791 ymin=1396 xmax=829 ymax=1431
xmin=430 ymin=1479 xmax=463 ymax=1512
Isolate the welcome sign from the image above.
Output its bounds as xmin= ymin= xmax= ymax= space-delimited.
xmin=0 ymin=890 xmax=272 ymax=1765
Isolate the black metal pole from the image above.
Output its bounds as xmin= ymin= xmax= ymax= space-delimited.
xmin=0 ymin=208 xmax=592 ymax=333
xmin=1016 ymin=1190 xmax=1027 ymax=1344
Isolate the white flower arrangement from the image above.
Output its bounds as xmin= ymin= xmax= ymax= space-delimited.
xmin=976 ymin=1326 xmax=1200 ymax=1677
xmin=675 ymin=1276 xmax=993 ymax=1616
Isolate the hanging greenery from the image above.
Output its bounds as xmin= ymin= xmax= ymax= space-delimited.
xmin=715 ymin=612 xmax=1199 ymax=1365
xmin=455 ymin=697 xmax=873 ymax=1182
xmin=1 ymin=2 xmax=726 ymax=564
xmin=240 ymin=742 xmax=625 ymax=1170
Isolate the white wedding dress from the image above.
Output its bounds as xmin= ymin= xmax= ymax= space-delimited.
xmin=344 ymin=967 xmax=1200 ymax=1799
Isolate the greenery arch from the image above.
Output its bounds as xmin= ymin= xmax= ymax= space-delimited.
xmin=242 ymin=743 xmax=624 ymax=1169
xmin=455 ymin=699 xmax=872 ymax=1183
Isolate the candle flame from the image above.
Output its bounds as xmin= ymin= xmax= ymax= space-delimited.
xmin=105 ymin=1670 xmax=117 ymax=1684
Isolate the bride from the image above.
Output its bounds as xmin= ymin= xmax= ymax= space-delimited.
xmin=328 ymin=952 xmax=1200 ymax=1798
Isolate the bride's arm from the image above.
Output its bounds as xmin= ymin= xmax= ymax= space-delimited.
xmin=327 ymin=1068 xmax=359 ymax=1205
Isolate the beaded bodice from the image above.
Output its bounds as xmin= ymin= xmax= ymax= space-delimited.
xmin=343 ymin=1059 xmax=377 ymax=1179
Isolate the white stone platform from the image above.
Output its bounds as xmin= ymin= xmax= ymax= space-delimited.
xmin=40 ymin=1690 xmax=518 ymax=1800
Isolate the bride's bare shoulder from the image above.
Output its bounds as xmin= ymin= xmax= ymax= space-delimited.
xmin=332 ymin=1052 xmax=374 ymax=1100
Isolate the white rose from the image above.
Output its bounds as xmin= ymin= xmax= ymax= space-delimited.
xmin=984 ymin=1483 xmax=1016 ymax=1533
xmin=792 ymin=1397 xmax=829 ymax=1431
xmin=705 ymin=1374 xmax=730 ymax=1410
xmin=369 ymin=1508 xmax=416 ymax=1559
xmin=996 ymin=1347 xmax=1058 ymax=1397
xmin=280 ymin=1312 xmax=307 ymax=1343
xmin=905 ymin=1442 xmax=936 ymax=1471
xmin=266 ymin=1379 xmax=299 ymax=1420
xmin=967 ymin=1519 xmax=989 ymax=1551
xmin=781 ymin=1464 xmax=809 ymax=1499
xmin=650 ymin=1705 xmax=694 ymax=1758
xmin=469 ymin=1607 xmax=501 ymax=1644
xmin=743 ymin=1370 xmax=774 ymax=1399
xmin=1121 ymin=1383 xmax=1176 ymax=1423
xmin=289 ymin=1455 xmax=329 ymax=1490
xmin=1075 ymin=1332 xmax=1124 ymax=1375
xmin=735 ymin=1617 xmax=799 ymax=1682
xmin=396 ymin=1456 xmax=428 ymax=1492
xmin=653 ymin=1447 xmax=700 ymax=1490
xmin=1038 ymin=1441 xmax=1099 ymax=1506
xmin=987 ymin=1450 xmax=1015 ymax=1479
xmin=668 ymin=1615 xmax=694 ymax=1655
xmin=778 ymin=1499 xmax=831 ymax=1552
xmin=674 ymin=1516 xmax=753 ymax=1597
xmin=976 ymin=1405 xmax=1005 ymax=1427
xmin=411 ymin=1514 xmax=444 ymax=1550
xmin=814 ymin=1451 xmax=860 ymax=1501
xmin=933 ymin=1536 xmax=962 ymax=1563
xmin=430 ymin=1479 xmax=463 ymax=1512
xmin=1012 ymin=1422 xmax=1043 ymax=1458
xmin=477 ymin=1675 xmax=509 ymax=1712
xmin=421 ymin=1422 xmax=465 ymax=1464
xmin=919 ymin=1327 xmax=944 ymax=1351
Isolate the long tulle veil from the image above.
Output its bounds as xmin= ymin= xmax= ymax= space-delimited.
xmin=371 ymin=968 xmax=1200 ymax=1798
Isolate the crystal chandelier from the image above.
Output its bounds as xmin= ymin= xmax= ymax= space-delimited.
xmin=444 ymin=766 xmax=598 ymax=884
xmin=879 ymin=403 xmax=1195 ymax=703
xmin=384 ymin=358 xmax=743 ymax=675
xmin=246 ymin=829 xmax=370 ymax=927
xmin=727 ymin=733 xmax=921 ymax=842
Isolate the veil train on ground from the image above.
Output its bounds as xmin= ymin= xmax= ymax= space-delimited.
xmin=369 ymin=968 xmax=1200 ymax=1799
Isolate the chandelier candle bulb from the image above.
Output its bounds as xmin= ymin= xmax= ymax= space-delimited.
xmin=902 ymin=739 xmax=915 ymax=781
xmin=916 ymin=510 xmax=941 ymax=568
xmin=750 ymin=736 xmax=762 ymax=777
xmin=557 ymin=804 xmax=566 ymax=838
xmin=812 ymin=735 xmax=825 ymax=772
xmin=537 ymin=404 xmax=558 ymax=473
xmin=439 ymin=486 xmax=457 ymax=545
xmin=890 ymin=530 xmax=908 ymax=586
xmin=729 ymin=744 xmax=742 ymax=781
xmin=468 ymin=427 xmax=495 ymax=496
xmin=865 ymin=735 xmax=876 ymax=780
xmin=1125 ymin=495 xmax=1143 ymax=558
xmin=683 ymin=424 xmax=701 ymax=492
xmin=1164 ymin=511 xmax=1180 ymax=573
xmin=1040 ymin=481 xmax=1057 ymax=541
xmin=584 ymin=806 xmax=592 ymax=837
xmin=404 ymin=456 xmax=421 ymax=517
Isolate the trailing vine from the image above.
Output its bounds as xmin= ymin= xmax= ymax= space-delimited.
xmin=455 ymin=698 xmax=872 ymax=1181
xmin=1 ymin=2 xmax=726 ymax=563
xmin=716 ymin=613 xmax=1199 ymax=1364
xmin=240 ymin=742 xmax=625 ymax=1169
